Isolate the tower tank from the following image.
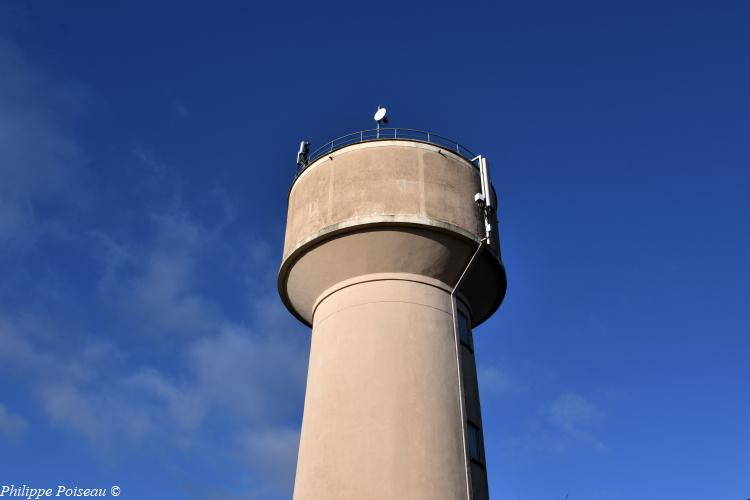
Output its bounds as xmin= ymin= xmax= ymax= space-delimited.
xmin=279 ymin=123 xmax=507 ymax=500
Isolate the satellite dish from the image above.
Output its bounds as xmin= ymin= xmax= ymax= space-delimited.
xmin=374 ymin=107 xmax=388 ymax=123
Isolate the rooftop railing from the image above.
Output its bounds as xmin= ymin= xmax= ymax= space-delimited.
xmin=299 ymin=128 xmax=478 ymax=175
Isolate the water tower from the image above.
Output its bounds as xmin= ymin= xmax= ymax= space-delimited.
xmin=278 ymin=108 xmax=507 ymax=500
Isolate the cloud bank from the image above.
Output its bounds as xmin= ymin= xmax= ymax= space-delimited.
xmin=0 ymin=37 xmax=307 ymax=499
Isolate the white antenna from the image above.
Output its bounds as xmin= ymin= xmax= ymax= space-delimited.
xmin=473 ymin=155 xmax=494 ymax=241
xmin=374 ymin=106 xmax=388 ymax=138
xmin=374 ymin=107 xmax=387 ymax=122
xmin=297 ymin=140 xmax=310 ymax=168
xmin=479 ymin=157 xmax=492 ymax=211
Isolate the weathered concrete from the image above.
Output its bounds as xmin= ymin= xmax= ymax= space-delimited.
xmin=278 ymin=140 xmax=506 ymax=499
xmin=279 ymin=141 xmax=505 ymax=327
xmin=294 ymin=278 xmax=466 ymax=500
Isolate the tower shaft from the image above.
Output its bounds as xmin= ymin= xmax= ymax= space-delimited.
xmin=295 ymin=278 xmax=468 ymax=499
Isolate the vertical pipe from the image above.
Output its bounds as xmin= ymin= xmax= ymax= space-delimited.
xmin=450 ymin=240 xmax=486 ymax=500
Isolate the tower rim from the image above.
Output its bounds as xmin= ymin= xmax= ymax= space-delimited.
xmin=290 ymin=136 xmax=479 ymax=196
xmin=278 ymin=219 xmax=507 ymax=328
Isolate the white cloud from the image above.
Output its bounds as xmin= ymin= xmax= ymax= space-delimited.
xmin=0 ymin=52 xmax=305 ymax=494
xmin=0 ymin=316 xmax=156 ymax=449
xmin=0 ymin=217 xmax=307 ymax=492
xmin=547 ymin=392 xmax=606 ymax=451
xmin=239 ymin=427 xmax=300 ymax=497
xmin=173 ymin=100 xmax=189 ymax=119
xmin=0 ymin=403 xmax=27 ymax=438
xmin=0 ymin=39 xmax=86 ymax=245
xmin=478 ymin=365 xmax=528 ymax=397
xmin=188 ymin=324 xmax=307 ymax=424
xmin=41 ymin=382 xmax=151 ymax=448
xmin=0 ymin=315 xmax=40 ymax=366
xmin=126 ymin=367 xmax=207 ymax=432
xmin=1 ymin=290 xmax=307 ymax=491
xmin=99 ymin=211 xmax=220 ymax=337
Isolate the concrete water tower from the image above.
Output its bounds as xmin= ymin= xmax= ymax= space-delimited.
xmin=278 ymin=108 xmax=507 ymax=500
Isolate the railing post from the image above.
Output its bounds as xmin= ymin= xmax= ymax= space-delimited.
xmin=360 ymin=131 xmax=363 ymax=142
xmin=427 ymin=132 xmax=431 ymax=142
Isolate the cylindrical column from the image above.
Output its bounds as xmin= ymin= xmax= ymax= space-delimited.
xmin=294 ymin=277 xmax=467 ymax=500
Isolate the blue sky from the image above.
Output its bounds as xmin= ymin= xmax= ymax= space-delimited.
xmin=0 ymin=1 xmax=748 ymax=499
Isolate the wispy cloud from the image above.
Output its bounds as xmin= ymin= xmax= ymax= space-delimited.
xmin=546 ymin=392 xmax=606 ymax=451
xmin=0 ymin=38 xmax=87 ymax=246
xmin=0 ymin=403 xmax=27 ymax=438
xmin=187 ymin=324 xmax=307 ymax=424
xmin=96 ymin=210 xmax=220 ymax=338
xmin=239 ymin=427 xmax=300 ymax=496
xmin=0 ymin=142 xmax=305 ymax=493
xmin=502 ymin=391 xmax=607 ymax=457
xmin=0 ymin=38 xmax=305 ymax=499
xmin=478 ymin=364 xmax=528 ymax=397
xmin=173 ymin=100 xmax=189 ymax=119
xmin=1 ymin=254 xmax=306 ymax=495
xmin=127 ymin=212 xmax=219 ymax=336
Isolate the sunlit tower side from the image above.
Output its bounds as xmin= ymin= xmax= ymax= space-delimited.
xmin=279 ymin=108 xmax=507 ymax=500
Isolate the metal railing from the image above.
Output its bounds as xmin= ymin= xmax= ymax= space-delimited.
xmin=300 ymin=128 xmax=478 ymax=174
